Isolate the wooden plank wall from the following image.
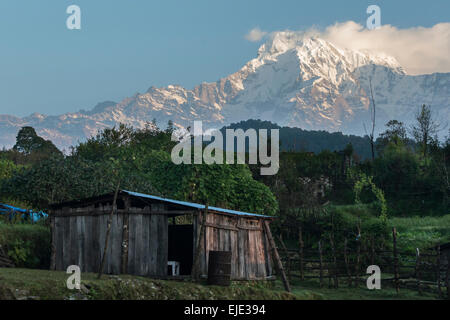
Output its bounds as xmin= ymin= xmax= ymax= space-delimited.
xmin=199 ymin=213 xmax=273 ymax=280
xmin=53 ymin=213 xmax=168 ymax=277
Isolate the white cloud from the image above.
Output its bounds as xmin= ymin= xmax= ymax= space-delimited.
xmin=265 ymin=21 xmax=450 ymax=75
xmin=245 ymin=27 xmax=268 ymax=42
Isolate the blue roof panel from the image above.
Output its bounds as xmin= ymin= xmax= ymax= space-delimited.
xmin=121 ymin=190 xmax=272 ymax=218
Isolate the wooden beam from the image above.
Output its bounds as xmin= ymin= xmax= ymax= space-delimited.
xmin=51 ymin=208 xmax=197 ymax=217
xmin=49 ymin=216 xmax=56 ymax=270
xmin=121 ymin=195 xmax=130 ymax=274
xmin=192 ymin=205 xmax=208 ymax=280
xmin=262 ymin=220 xmax=291 ymax=292
xmin=98 ymin=182 xmax=120 ymax=279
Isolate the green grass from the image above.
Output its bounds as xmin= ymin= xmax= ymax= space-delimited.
xmin=389 ymin=214 xmax=450 ymax=251
xmin=0 ymin=268 xmax=318 ymax=300
xmin=1 ymin=267 xmax=439 ymax=300
xmin=0 ymin=223 xmax=50 ymax=268
xmin=286 ymin=278 xmax=439 ymax=300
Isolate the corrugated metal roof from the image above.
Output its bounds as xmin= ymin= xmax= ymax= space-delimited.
xmin=121 ymin=190 xmax=272 ymax=219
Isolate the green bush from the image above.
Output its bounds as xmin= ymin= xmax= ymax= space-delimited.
xmin=0 ymin=223 xmax=51 ymax=269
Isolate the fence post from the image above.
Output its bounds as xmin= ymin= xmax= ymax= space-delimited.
xmin=329 ymin=233 xmax=338 ymax=288
xmin=298 ymin=226 xmax=304 ymax=281
xmin=344 ymin=238 xmax=351 ymax=287
xmin=278 ymin=235 xmax=291 ymax=282
xmin=415 ymin=248 xmax=422 ymax=295
xmin=318 ymin=240 xmax=323 ymax=288
xmin=371 ymin=236 xmax=375 ymax=266
xmin=446 ymin=251 xmax=449 ymax=300
xmin=263 ymin=221 xmax=291 ymax=292
xmin=354 ymin=221 xmax=361 ymax=288
xmin=392 ymin=227 xmax=399 ymax=293
xmin=436 ymin=243 xmax=442 ymax=298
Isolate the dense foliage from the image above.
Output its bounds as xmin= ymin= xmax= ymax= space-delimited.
xmin=0 ymin=107 xmax=448 ymax=249
xmin=0 ymin=123 xmax=277 ymax=215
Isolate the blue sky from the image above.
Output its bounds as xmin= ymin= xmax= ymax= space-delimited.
xmin=0 ymin=0 xmax=449 ymax=117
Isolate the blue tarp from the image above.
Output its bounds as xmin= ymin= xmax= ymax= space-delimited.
xmin=122 ymin=190 xmax=273 ymax=218
xmin=0 ymin=203 xmax=48 ymax=223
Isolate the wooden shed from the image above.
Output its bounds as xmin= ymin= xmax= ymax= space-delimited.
xmin=48 ymin=190 xmax=279 ymax=280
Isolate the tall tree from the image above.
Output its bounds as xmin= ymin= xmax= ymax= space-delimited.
xmin=12 ymin=126 xmax=62 ymax=162
xmin=364 ymin=79 xmax=376 ymax=161
xmin=411 ymin=104 xmax=440 ymax=158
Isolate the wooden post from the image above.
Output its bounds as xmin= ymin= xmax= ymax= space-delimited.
xmin=97 ymin=182 xmax=120 ymax=279
xmin=263 ymin=220 xmax=291 ymax=292
xmin=121 ymin=196 xmax=130 ymax=274
xmin=191 ymin=205 xmax=208 ymax=280
xmin=392 ymin=227 xmax=399 ymax=293
xmin=298 ymin=226 xmax=304 ymax=281
xmin=344 ymin=238 xmax=351 ymax=287
xmin=436 ymin=244 xmax=442 ymax=298
xmin=446 ymin=251 xmax=449 ymax=300
xmin=371 ymin=236 xmax=375 ymax=266
xmin=49 ymin=215 xmax=56 ymax=270
xmin=278 ymin=235 xmax=291 ymax=282
xmin=354 ymin=221 xmax=361 ymax=288
xmin=329 ymin=234 xmax=338 ymax=288
xmin=318 ymin=240 xmax=323 ymax=288
xmin=415 ymin=248 xmax=422 ymax=295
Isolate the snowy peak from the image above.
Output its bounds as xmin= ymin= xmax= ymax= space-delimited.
xmin=255 ymin=33 xmax=404 ymax=75
xmin=0 ymin=35 xmax=447 ymax=150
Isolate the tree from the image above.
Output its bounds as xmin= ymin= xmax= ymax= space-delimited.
xmin=380 ymin=120 xmax=407 ymax=144
xmin=364 ymin=79 xmax=377 ymax=161
xmin=12 ymin=126 xmax=62 ymax=164
xmin=410 ymin=104 xmax=440 ymax=158
xmin=376 ymin=120 xmax=408 ymax=155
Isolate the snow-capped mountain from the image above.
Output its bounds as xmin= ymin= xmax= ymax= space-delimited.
xmin=1 ymin=32 xmax=449 ymax=150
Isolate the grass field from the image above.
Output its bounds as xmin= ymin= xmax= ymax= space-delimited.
xmin=0 ymin=268 xmax=444 ymax=300
xmin=389 ymin=214 xmax=450 ymax=251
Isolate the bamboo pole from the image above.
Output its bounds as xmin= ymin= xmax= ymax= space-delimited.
xmin=263 ymin=220 xmax=291 ymax=292
xmin=97 ymin=182 xmax=120 ymax=279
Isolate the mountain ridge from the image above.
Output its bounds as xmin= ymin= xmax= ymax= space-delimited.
xmin=1 ymin=33 xmax=448 ymax=150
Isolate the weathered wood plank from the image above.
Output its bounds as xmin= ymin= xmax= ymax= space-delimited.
xmin=76 ymin=216 xmax=84 ymax=271
xmin=55 ymin=217 xmax=64 ymax=270
xmin=91 ymin=215 xmax=100 ymax=273
xmin=158 ymin=215 xmax=168 ymax=276
xmin=141 ymin=214 xmax=150 ymax=276
xmin=149 ymin=214 xmax=158 ymax=275
xmin=70 ymin=216 xmax=78 ymax=267
xmin=134 ymin=214 xmax=143 ymax=275
xmin=62 ymin=216 xmax=70 ymax=269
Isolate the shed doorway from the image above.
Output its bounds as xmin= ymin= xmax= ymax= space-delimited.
xmin=168 ymin=218 xmax=194 ymax=276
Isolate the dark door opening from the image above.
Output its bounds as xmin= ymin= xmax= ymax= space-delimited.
xmin=168 ymin=224 xmax=194 ymax=275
